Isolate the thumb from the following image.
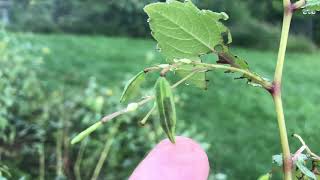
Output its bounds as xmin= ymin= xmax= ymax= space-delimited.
xmin=129 ymin=136 xmax=210 ymax=180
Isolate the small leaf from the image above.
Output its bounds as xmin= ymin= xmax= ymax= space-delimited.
xmin=155 ymin=77 xmax=176 ymax=143
xmin=120 ymin=71 xmax=146 ymax=103
xmin=175 ymin=64 xmax=208 ymax=89
xmin=272 ymin=154 xmax=283 ymax=167
xmin=71 ymin=121 xmax=102 ymax=145
xmin=257 ymin=173 xmax=271 ymax=180
xmin=296 ymin=159 xmax=317 ymax=180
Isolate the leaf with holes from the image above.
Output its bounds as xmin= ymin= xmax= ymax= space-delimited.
xmin=155 ymin=77 xmax=176 ymax=143
xmin=144 ymin=0 xmax=231 ymax=89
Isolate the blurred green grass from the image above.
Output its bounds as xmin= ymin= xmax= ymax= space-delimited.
xmin=15 ymin=33 xmax=320 ymax=179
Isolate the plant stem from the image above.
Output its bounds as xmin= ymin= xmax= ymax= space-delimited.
xmin=273 ymin=95 xmax=292 ymax=180
xmin=293 ymin=0 xmax=306 ymax=10
xmin=194 ymin=62 xmax=273 ymax=90
xmin=39 ymin=144 xmax=45 ymax=180
xmin=274 ymin=7 xmax=293 ymax=84
xmin=100 ymin=69 xmax=202 ymax=124
xmin=74 ymin=139 xmax=88 ymax=180
xmin=99 ymin=63 xmax=272 ymax=125
xmin=91 ymin=122 xmax=120 ymax=180
xmin=273 ymin=1 xmax=293 ymax=179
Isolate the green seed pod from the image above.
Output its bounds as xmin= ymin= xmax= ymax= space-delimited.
xmin=155 ymin=77 xmax=176 ymax=143
xmin=71 ymin=121 xmax=102 ymax=145
xmin=120 ymin=71 xmax=145 ymax=103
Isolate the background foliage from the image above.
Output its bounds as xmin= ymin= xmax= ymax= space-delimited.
xmin=8 ymin=0 xmax=320 ymax=51
xmin=0 ymin=31 xmax=209 ymax=179
xmin=0 ymin=32 xmax=318 ymax=179
xmin=1 ymin=0 xmax=319 ymax=179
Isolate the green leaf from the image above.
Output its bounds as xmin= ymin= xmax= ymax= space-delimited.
xmin=217 ymin=51 xmax=249 ymax=70
xmin=303 ymin=0 xmax=320 ymax=11
xmin=175 ymin=64 xmax=208 ymax=89
xmin=144 ymin=0 xmax=231 ymax=89
xmin=217 ymin=50 xmax=268 ymax=87
xmin=155 ymin=77 xmax=176 ymax=143
xmin=257 ymin=173 xmax=271 ymax=180
xmin=296 ymin=159 xmax=317 ymax=180
xmin=120 ymin=71 xmax=146 ymax=103
xmin=144 ymin=0 xmax=231 ymax=61
xmin=71 ymin=121 xmax=102 ymax=145
xmin=272 ymin=154 xmax=283 ymax=167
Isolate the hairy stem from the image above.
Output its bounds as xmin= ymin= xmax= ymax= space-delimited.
xmin=273 ymin=1 xmax=293 ymax=179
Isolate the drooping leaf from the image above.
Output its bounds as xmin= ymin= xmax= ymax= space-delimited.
xmin=303 ymin=0 xmax=320 ymax=11
xmin=144 ymin=0 xmax=231 ymax=89
xmin=296 ymin=160 xmax=317 ymax=180
xmin=120 ymin=71 xmax=146 ymax=103
xmin=175 ymin=64 xmax=208 ymax=89
xmin=71 ymin=121 xmax=102 ymax=145
xmin=155 ymin=77 xmax=176 ymax=143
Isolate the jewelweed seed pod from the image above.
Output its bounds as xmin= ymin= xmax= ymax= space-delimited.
xmin=155 ymin=77 xmax=176 ymax=143
xmin=120 ymin=71 xmax=146 ymax=103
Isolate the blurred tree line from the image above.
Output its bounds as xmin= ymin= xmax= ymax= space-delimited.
xmin=7 ymin=0 xmax=320 ymax=50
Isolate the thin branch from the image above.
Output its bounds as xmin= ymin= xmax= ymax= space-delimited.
xmin=139 ymin=104 xmax=156 ymax=126
xmin=100 ymin=62 xmax=272 ymax=125
xmin=292 ymin=145 xmax=306 ymax=162
xmin=144 ymin=66 xmax=161 ymax=73
xmin=293 ymin=0 xmax=306 ymax=10
xmin=193 ymin=62 xmax=273 ymax=90
xmin=293 ymin=134 xmax=320 ymax=160
xmin=100 ymin=69 xmax=202 ymax=124
xmin=272 ymin=1 xmax=294 ymax=179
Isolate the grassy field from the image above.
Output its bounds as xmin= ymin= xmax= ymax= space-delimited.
xmin=15 ymin=33 xmax=320 ymax=179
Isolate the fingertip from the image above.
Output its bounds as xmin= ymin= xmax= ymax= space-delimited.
xmin=129 ymin=136 xmax=210 ymax=180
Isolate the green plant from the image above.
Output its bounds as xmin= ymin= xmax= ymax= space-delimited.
xmin=70 ymin=0 xmax=320 ymax=179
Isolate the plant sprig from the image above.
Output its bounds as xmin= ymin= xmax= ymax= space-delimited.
xmin=72 ymin=1 xmax=319 ymax=179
